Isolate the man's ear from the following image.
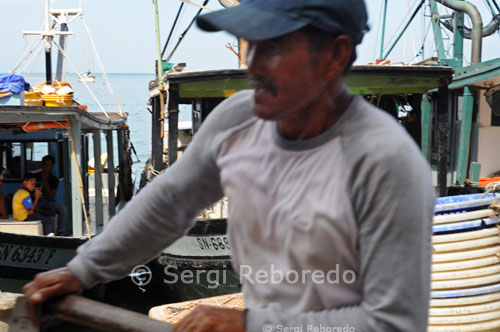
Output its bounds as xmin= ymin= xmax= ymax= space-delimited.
xmin=325 ymin=35 xmax=353 ymax=79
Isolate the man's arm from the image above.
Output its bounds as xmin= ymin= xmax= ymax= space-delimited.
xmin=23 ymin=90 xmax=256 ymax=324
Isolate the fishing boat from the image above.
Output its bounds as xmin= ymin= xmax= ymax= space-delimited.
xmin=0 ymin=1 xmax=161 ymax=316
xmin=78 ymin=71 xmax=96 ymax=83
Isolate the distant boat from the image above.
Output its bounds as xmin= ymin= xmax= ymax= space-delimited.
xmin=79 ymin=71 xmax=96 ymax=82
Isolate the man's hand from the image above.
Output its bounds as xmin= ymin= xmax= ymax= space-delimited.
xmin=23 ymin=267 xmax=84 ymax=326
xmin=173 ymin=306 xmax=246 ymax=332
xmin=27 ymin=209 xmax=34 ymax=215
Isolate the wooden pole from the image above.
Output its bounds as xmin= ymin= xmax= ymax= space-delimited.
xmin=106 ymin=130 xmax=116 ymax=220
xmin=93 ymin=129 xmax=104 ymax=230
xmin=45 ymin=295 xmax=173 ymax=332
xmin=167 ymin=89 xmax=179 ymax=166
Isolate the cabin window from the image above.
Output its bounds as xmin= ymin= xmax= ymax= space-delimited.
xmin=0 ymin=142 xmax=23 ymax=180
xmin=26 ymin=142 xmax=49 ymax=173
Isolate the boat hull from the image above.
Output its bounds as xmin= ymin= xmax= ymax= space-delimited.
xmin=157 ymin=218 xmax=241 ymax=302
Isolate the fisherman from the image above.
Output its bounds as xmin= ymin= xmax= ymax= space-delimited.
xmin=24 ymin=0 xmax=434 ymax=331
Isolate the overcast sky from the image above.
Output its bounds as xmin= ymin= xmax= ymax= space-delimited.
xmin=1 ymin=0 xmax=499 ymax=74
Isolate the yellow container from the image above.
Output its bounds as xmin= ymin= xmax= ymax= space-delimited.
xmin=24 ymin=91 xmax=43 ymax=106
xmin=42 ymin=94 xmax=73 ymax=107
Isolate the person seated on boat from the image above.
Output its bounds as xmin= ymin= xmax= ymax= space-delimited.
xmin=34 ymin=155 xmax=67 ymax=235
xmin=24 ymin=0 xmax=434 ymax=331
xmin=12 ymin=173 xmax=54 ymax=235
xmin=0 ymin=179 xmax=8 ymax=219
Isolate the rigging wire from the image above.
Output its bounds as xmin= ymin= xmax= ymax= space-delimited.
xmin=382 ymin=0 xmax=420 ymax=52
xmin=492 ymin=0 xmax=500 ymax=14
xmin=53 ymin=39 xmax=110 ymax=118
xmin=161 ymin=2 xmax=185 ymax=58
xmin=406 ymin=0 xmax=418 ymax=62
xmin=165 ymin=0 xmax=210 ymax=63
xmin=80 ymin=15 xmax=124 ymax=117
xmin=483 ymin=0 xmax=496 ymax=16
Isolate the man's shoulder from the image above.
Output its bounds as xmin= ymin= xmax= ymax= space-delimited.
xmin=203 ymin=90 xmax=256 ymax=130
xmin=341 ymin=97 xmax=419 ymax=155
xmin=194 ymin=90 xmax=257 ymax=149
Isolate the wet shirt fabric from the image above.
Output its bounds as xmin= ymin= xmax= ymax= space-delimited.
xmin=68 ymin=90 xmax=435 ymax=332
xmin=13 ymin=188 xmax=33 ymax=221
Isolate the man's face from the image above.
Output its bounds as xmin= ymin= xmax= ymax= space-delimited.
xmin=23 ymin=178 xmax=36 ymax=192
xmin=42 ymin=159 xmax=54 ymax=173
xmin=247 ymin=30 xmax=331 ymax=121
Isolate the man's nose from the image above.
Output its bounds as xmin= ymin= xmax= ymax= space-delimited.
xmin=246 ymin=42 xmax=264 ymax=75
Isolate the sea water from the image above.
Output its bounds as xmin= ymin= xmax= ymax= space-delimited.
xmin=21 ymin=72 xmax=191 ymax=188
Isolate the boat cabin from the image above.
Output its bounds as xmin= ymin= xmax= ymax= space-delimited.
xmin=148 ymin=65 xmax=455 ymax=194
xmin=0 ymin=105 xmax=131 ymax=237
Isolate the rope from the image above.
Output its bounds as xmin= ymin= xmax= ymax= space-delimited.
xmin=17 ymin=42 xmax=44 ymax=76
xmin=65 ymin=121 xmax=92 ymax=240
xmin=490 ymin=200 xmax=500 ymax=213
xmin=52 ymin=39 xmax=110 ymax=118
xmin=80 ymin=15 xmax=125 ymax=117
xmin=10 ymin=38 xmax=43 ymax=74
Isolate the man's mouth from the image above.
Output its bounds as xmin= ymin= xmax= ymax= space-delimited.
xmin=249 ymin=77 xmax=278 ymax=97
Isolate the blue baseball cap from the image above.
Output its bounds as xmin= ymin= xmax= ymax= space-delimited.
xmin=197 ymin=0 xmax=368 ymax=44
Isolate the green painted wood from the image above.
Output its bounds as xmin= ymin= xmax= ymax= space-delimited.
xmin=70 ymin=119 xmax=83 ymax=237
xmin=421 ymin=94 xmax=432 ymax=161
xmin=93 ymin=129 xmax=104 ymax=229
xmin=469 ymin=162 xmax=481 ymax=182
xmin=456 ymin=86 xmax=475 ymax=184
xmin=178 ymin=78 xmax=251 ymax=98
xmin=177 ymin=75 xmax=448 ymax=98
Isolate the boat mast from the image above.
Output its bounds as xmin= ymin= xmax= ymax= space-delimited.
xmin=22 ymin=0 xmax=73 ymax=85
xmin=55 ymin=22 xmax=68 ymax=82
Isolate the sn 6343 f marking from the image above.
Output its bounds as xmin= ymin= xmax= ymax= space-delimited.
xmin=0 ymin=244 xmax=57 ymax=266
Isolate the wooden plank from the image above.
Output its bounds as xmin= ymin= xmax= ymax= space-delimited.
xmin=93 ymin=129 xmax=104 ymax=229
xmin=151 ymin=96 xmax=163 ymax=171
xmin=149 ymin=293 xmax=244 ymax=325
xmin=44 ymin=295 xmax=174 ymax=332
xmin=168 ymin=90 xmax=179 ymax=166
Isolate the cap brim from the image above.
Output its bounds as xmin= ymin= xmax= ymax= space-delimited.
xmin=197 ymin=4 xmax=310 ymax=41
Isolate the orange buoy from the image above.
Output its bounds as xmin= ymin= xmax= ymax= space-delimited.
xmin=20 ymin=121 xmax=68 ymax=132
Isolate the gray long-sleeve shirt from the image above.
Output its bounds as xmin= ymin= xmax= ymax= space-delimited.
xmin=68 ymin=90 xmax=435 ymax=331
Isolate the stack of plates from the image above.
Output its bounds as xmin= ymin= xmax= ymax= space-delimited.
xmin=429 ymin=193 xmax=500 ymax=332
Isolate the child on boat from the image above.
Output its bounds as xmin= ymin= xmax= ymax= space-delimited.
xmin=12 ymin=173 xmax=54 ymax=235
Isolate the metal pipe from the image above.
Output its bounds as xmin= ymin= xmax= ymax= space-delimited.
xmin=441 ymin=14 xmax=500 ymax=39
xmin=435 ymin=0 xmax=483 ymax=63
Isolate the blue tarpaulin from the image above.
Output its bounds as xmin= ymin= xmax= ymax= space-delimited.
xmin=0 ymin=74 xmax=30 ymax=98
